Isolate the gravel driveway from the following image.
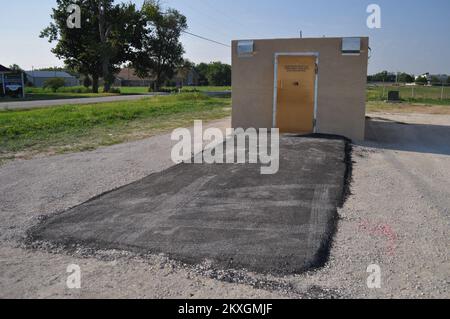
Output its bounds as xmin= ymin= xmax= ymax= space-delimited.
xmin=0 ymin=114 xmax=449 ymax=299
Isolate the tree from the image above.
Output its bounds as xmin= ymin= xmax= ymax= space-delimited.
xmin=83 ymin=75 xmax=92 ymax=88
xmin=195 ymin=63 xmax=209 ymax=86
xmin=97 ymin=1 xmax=144 ymax=92
xmin=133 ymin=0 xmax=187 ymax=91
xmin=397 ymin=73 xmax=414 ymax=83
xmin=447 ymin=76 xmax=450 ymax=85
xmin=8 ymin=64 xmax=22 ymax=72
xmin=41 ymin=0 xmax=143 ymax=93
xmin=44 ymin=78 xmax=66 ymax=92
xmin=8 ymin=64 xmax=28 ymax=84
xmin=368 ymin=71 xmax=396 ymax=83
xmin=176 ymin=59 xmax=195 ymax=86
xmin=430 ymin=76 xmax=442 ymax=86
xmin=206 ymin=62 xmax=231 ymax=86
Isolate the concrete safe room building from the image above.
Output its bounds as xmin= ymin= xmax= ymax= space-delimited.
xmin=231 ymin=37 xmax=369 ymax=141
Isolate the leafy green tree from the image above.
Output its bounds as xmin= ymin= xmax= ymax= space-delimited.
xmin=133 ymin=0 xmax=187 ymax=91
xmin=447 ymin=76 xmax=450 ymax=85
xmin=368 ymin=71 xmax=396 ymax=82
xmin=206 ymin=62 xmax=231 ymax=86
xmin=397 ymin=73 xmax=414 ymax=83
xmin=195 ymin=62 xmax=209 ymax=86
xmin=41 ymin=0 xmax=143 ymax=93
xmin=8 ymin=64 xmax=22 ymax=72
xmin=83 ymin=75 xmax=92 ymax=88
xmin=44 ymin=78 xmax=66 ymax=92
xmin=176 ymin=59 xmax=195 ymax=86
xmin=430 ymin=76 xmax=442 ymax=86
xmin=8 ymin=64 xmax=28 ymax=84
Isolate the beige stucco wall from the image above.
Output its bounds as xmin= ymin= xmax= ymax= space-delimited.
xmin=231 ymin=37 xmax=369 ymax=141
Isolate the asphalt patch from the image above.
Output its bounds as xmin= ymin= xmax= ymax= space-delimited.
xmin=29 ymin=136 xmax=350 ymax=275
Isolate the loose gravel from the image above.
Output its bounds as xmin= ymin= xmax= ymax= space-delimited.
xmin=0 ymin=114 xmax=449 ymax=299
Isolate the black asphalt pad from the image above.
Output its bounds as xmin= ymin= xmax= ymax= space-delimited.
xmin=30 ymin=136 xmax=350 ymax=275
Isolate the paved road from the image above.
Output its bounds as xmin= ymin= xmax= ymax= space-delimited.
xmin=0 ymin=93 xmax=167 ymax=111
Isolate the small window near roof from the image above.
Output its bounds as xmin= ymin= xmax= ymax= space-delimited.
xmin=237 ymin=40 xmax=254 ymax=57
xmin=342 ymin=37 xmax=361 ymax=55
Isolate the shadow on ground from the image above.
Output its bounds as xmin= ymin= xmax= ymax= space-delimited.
xmin=365 ymin=117 xmax=450 ymax=156
xmin=29 ymin=136 xmax=350 ymax=275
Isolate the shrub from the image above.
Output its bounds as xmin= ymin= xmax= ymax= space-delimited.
xmin=415 ymin=76 xmax=428 ymax=86
xmin=43 ymin=78 xmax=66 ymax=92
xmin=57 ymin=86 xmax=92 ymax=93
xmin=109 ymin=88 xmax=121 ymax=94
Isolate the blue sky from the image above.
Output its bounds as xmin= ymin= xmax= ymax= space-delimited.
xmin=1 ymin=0 xmax=449 ymax=74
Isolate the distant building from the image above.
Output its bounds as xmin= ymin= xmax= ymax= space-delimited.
xmin=114 ymin=67 xmax=199 ymax=88
xmin=25 ymin=70 xmax=79 ymax=87
xmin=114 ymin=68 xmax=155 ymax=87
xmin=174 ymin=68 xmax=199 ymax=87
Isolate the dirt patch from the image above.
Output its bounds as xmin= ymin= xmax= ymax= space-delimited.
xmin=367 ymin=102 xmax=450 ymax=115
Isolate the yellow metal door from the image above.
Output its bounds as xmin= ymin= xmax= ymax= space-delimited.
xmin=276 ymin=55 xmax=316 ymax=133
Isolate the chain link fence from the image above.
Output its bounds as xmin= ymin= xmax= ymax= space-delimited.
xmin=367 ymin=82 xmax=450 ymax=103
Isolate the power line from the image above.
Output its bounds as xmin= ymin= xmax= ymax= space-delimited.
xmin=200 ymin=1 xmax=265 ymax=39
xmin=182 ymin=30 xmax=231 ymax=48
xmin=177 ymin=1 xmax=235 ymax=40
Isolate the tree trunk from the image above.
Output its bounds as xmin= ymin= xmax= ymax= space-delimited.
xmin=92 ymin=74 xmax=99 ymax=93
xmin=98 ymin=1 xmax=111 ymax=93
xmin=154 ymin=72 xmax=162 ymax=92
xmin=102 ymin=58 xmax=111 ymax=93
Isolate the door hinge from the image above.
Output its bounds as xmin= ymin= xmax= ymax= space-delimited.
xmin=315 ymin=63 xmax=318 ymax=74
xmin=313 ymin=119 xmax=317 ymax=127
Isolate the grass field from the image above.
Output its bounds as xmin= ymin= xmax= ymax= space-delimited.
xmin=119 ymin=86 xmax=232 ymax=94
xmin=0 ymin=93 xmax=231 ymax=161
xmin=367 ymin=85 xmax=450 ymax=113
xmin=0 ymin=86 xmax=232 ymax=103
xmin=367 ymin=85 xmax=450 ymax=104
xmin=0 ymin=86 xmax=118 ymax=103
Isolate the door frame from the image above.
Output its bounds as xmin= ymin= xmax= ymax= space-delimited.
xmin=272 ymin=52 xmax=319 ymax=133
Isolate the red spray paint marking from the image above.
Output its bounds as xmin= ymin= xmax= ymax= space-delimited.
xmin=359 ymin=220 xmax=398 ymax=256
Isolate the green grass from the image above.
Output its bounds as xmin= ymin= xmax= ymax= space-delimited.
xmin=1 ymin=92 xmax=115 ymax=103
xmin=119 ymin=86 xmax=232 ymax=94
xmin=0 ymin=86 xmax=232 ymax=102
xmin=0 ymin=86 xmax=117 ymax=103
xmin=180 ymin=86 xmax=231 ymax=92
xmin=116 ymin=87 xmax=149 ymax=94
xmin=367 ymin=85 xmax=450 ymax=104
xmin=0 ymin=93 xmax=231 ymax=159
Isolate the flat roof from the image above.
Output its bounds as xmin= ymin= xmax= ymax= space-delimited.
xmin=25 ymin=71 xmax=75 ymax=78
xmin=232 ymin=36 xmax=369 ymax=42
